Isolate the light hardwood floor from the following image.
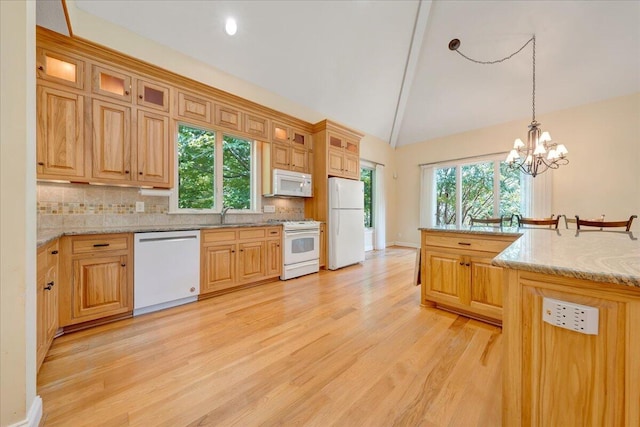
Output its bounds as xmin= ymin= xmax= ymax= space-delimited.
xmin=38 ymin=247 xmax=502 ymax=426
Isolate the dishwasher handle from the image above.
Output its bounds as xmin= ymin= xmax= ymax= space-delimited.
xmin=138 ymin=235 xmax=198 ymax=244
xmin=93 ymin=243 xmax=110 ymax=247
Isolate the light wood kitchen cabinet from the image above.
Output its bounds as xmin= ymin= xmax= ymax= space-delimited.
xmin=420 ymin=230 xmax=518 ymax=324
xmin=36 ymin=239 xmax=59 ymax=372
xmin=266 ymin=237 xmax=282 ymax=277
xmin=238 ymin=241 xmax=266 ymax=282
xmin=215 ymin=103 xmax=243 ymax=132
xmin=91 ymin=64 xmax=133 ymax=103
xmin=201 ymin=226 xmax=282 ymax=297
xmin=36 ymin=48 xmax=85 ymax=90
xmin=327 ymin=131 xmax=360 ymax=179
xmin=36 ymin=85 xmax=86 ymax=179
xmin=304 ymin=120 xmax=363 ymax=223
xmin=136 ymin=109 xmax=171 ymax=186
xmin=271 ymin=142 xmax=309 ymax=173
xmin=136 ymin=79 xmax=170 ymax=112
xmin=272 ymin=122 xmax=311 ymax=149
xmin=59 ymin=233 xmax=133 ymax=328
xmin=503 ymin=269 xmax=640 ymax=426
xmin=176 ymin=90 xmax=212 ymax=125
xmin=91 ymin=98 xmax=132 ymax=182
xmin=244 ymin=113 xmax=270 ymax=139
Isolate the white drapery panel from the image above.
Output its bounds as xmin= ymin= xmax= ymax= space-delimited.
xmin=419 ymin=165 xmax=436 ymax=228
xmin=374 ymin=164 xmax=386 ymax=250
xmin=523 ymin=171 xmax=558 ymax=218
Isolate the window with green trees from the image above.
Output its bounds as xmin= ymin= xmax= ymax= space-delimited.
xmin=360 ymin=167 xmax=374 ymax=228
xmin=435 ymin=159 xmax=523 ymax=226
xmin=176 ymin=124 xmax=254 ymax=212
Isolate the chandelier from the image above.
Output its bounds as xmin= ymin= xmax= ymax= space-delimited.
xmin=449 ymin=35 xmax=569 ymax=177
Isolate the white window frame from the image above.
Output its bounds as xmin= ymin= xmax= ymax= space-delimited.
xmin=170 ymin=122 xmax=260 ymax=214
xmin=422 ymin=152 xmax=544 ymax=228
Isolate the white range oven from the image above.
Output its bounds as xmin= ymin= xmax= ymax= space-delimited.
xmin=275 ymin=220 xmax=320 ymax=280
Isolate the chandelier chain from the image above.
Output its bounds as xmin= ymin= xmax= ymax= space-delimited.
xmin=454 ymin=36 xmax=534 ymax=65
xmin=532 ymin=36 xmax=536 ymax=122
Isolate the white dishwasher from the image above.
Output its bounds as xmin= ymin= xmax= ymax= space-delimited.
xmin=134 ymin=230 xmax=200 ymax=316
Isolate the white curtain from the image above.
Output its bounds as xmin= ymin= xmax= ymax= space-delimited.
xmin=419 ymin=165 xmax=436 ymax=228
xmin=374 ymin=164 xmax=386 ymax=250
xmin=527 ymin=172 xmax=553 ymax=218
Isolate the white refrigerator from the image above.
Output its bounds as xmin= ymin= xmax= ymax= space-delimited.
xmin=328 ymin=177 xmax=365 ymax=270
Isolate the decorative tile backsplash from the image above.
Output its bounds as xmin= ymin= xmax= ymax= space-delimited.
xmin=37 ymin=182 xmax=305 ymax=231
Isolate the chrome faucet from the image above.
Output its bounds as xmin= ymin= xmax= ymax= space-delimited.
xmin=220 ymin=206 xmax=231 ymax=224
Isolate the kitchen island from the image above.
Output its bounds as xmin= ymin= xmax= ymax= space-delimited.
xmin=420 ymin=226 xmax=640 ymax=426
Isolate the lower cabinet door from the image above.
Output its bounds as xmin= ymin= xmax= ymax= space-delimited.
xmin=266 ymin=239 xmax=281 ymax=277
xmin=423 ymin=249 xmax=465 ymax=305
xmin=238 ymin=241 xmax=265 ymax=283
xmin=72 ymin=254 xmax=130 ymax=322
xmin=469 ymin=255 xmax=504 ymax=319
xmin=202 ymin=244 xmax=236 ymax=293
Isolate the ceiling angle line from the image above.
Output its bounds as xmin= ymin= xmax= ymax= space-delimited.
xmin=388 ymin=0 xmax=432 ymax=149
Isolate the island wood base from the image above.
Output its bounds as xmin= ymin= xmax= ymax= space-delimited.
xmin=503 ymin=269 xmax=640 ymax=426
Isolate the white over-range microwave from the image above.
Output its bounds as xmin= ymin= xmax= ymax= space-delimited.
xmin=265 ymin=169 xmax=312 ymax=198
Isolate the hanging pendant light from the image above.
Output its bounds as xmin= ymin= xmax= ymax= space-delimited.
xmin=450 ymin=35 xmax=569 ymax=178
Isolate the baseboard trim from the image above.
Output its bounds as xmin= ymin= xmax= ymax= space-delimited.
xmin=8 ymin=395 xmax=42 ymax=427
xmin=394 ymin=241 xmax=420 ymax=249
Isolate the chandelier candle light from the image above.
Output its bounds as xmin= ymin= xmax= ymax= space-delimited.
xmin=449 ymin=35 xmax=569 ymax=177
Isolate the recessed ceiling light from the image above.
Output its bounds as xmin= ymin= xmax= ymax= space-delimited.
xmin=225 ymin=18 xmax=237 ymax=36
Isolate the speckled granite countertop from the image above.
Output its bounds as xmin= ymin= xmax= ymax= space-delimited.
xmin=37 ymin=223 xmax=282 ymax=247
xmin=420 ymin=226 xmax=640 ymax=288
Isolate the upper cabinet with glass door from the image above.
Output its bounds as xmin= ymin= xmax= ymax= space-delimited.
xmin=91 ymin=64 xmax=133 ymax=103
xmin=137 ymin=79 xmax=170 ymax=112
xmin=272 ymin=122 xmax=312 ymax=149
xmin=36 ymin=48 xmax=85 ymax=90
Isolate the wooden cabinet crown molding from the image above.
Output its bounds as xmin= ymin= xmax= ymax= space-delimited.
xmin=36 ymin=26 xmax=313 ymax=134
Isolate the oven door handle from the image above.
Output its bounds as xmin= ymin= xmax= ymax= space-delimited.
xmin=284 ymin=229 xmax=320 ymax=235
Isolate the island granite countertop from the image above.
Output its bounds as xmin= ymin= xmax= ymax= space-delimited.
xmin=37 ymin=222 xmax=283 ymax=248
xmin=419 ymin=226 xmax=640 ymax=288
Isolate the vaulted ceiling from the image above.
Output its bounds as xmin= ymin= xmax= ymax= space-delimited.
xmin=38 ymin=1 xmax=640 ymax=147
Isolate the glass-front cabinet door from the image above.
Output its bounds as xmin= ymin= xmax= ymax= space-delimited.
xmin=92 ymin=64 xmax=133 ymax=102
xmin=36 ymin=48 xmax=85 ymax=90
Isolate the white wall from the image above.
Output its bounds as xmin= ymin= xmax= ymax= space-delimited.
xmin=1 ymin=1 xmax=38 ymax=426
xmin=395 ymin=93 xmax=640 ymax=246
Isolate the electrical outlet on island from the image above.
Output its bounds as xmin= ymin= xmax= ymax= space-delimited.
xmin=136 ymin=201 xmax=145 ymax=212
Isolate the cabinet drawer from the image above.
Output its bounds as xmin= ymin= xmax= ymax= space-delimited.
xmin=238 ymin=228 xmax=266 ymax=240
xmin=71 ymin=235 xmax=129 ymax=254
xmin=423 ymin=233 xmax=515 ymax=254
xmin=266 ymin=227 xmax=281 ymax=238
xmin=202 ymin=230 xmax=237 ymax=244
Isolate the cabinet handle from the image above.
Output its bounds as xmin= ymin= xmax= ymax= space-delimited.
xmin=125 ymin=90 xmax=130 ymax=95
xmin=240 ymin=249 xmax=244 ymax=252
xmin=93 ymin=243 xmax=110 ymax=247
xmin=231 ymin=250 xmax=235 ymax=253
xmin=139 ymin=172 xmax=143 ymax=175
xmin=38 ymin=65 xmax=44 ymax=71
xmin=121 ymin=263 xmax=126 ymax=267
xmin=465 ymin=263 xmax=470 ymax=267
xmin=190 ymin=287 xmax=195 ymax=292
xmin=459 ymin=262 xmax=464 ymax=266
xmin=125 ymin=170 xmax=130 ymax=174
xmin=51 ymin=250 xmax=58 ymax=255
xmin=139 ymin=95 xmax=143 ymax=99
xmin=37 ymin=162 xmax=44 ymax=166
xmin=44 ymin=282 xmax=54 ymax=290
xmin=458 ymin=242 xmax=471 ymax=246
